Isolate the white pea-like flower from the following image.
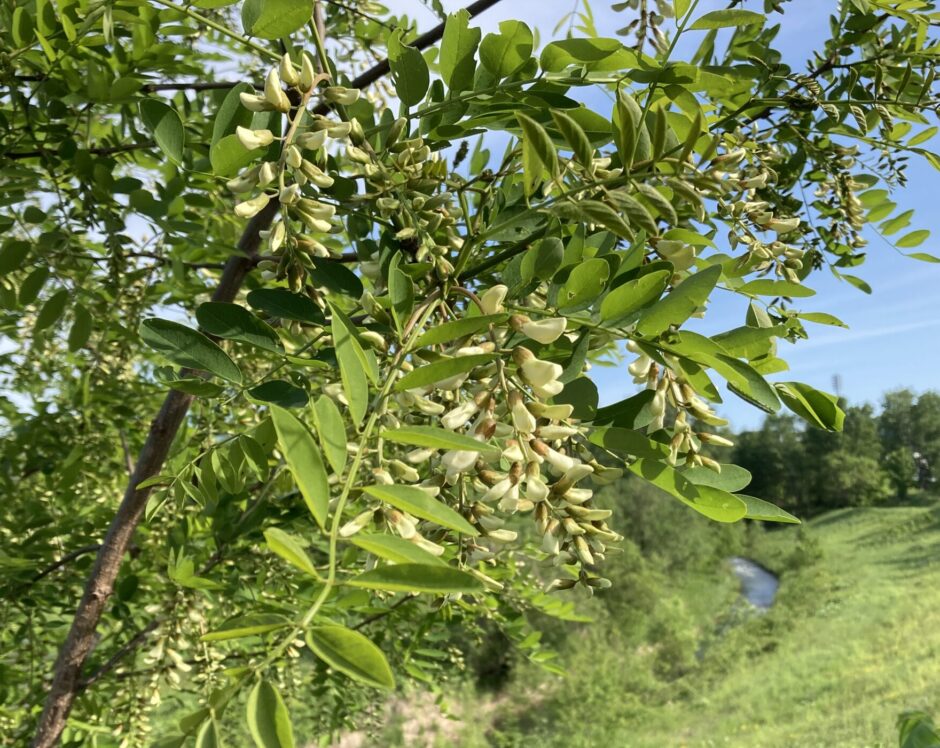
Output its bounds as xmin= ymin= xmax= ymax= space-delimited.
xmin=487 ymin=528 xmax=518 ymax=543
xmin=525 ymin=474 xmax=549 ymax=502
xmin=538 ymin=425 xmax=578 ymax=440
xmin=411 ymin=534 xmax=446 ymax=556
xmin=480 ymin=285 xmax=508 ymax=315
xmin=257 ymin=161 xmax=278 ymax=186
xmin=296 ymin=130 xmax=327 ymax=150
xmin=324 ymin=86 xmax=360 ymax=105
xmin=239 ymin=92 xmax=273 ymax=112
xmin=442 ymin=449 xmax=477 ymax=477
xmin=509 ymin=394 xmax=537 ymax=434
xmin=234 ymin=193 xmax=270 ymax=218
xmin=768 ymin=216 xmax=800 ymax=234
xmin=278 ymin=183 xmax=300 ymax=206
xmin=441 ymin=400 xmax=479 ymax=430
xmin=521 ymin=317 xmax=567 ymax=344
xmin=517 ymin=352 xmax=564 ymax=399
xmin=235 ymin=126 xmax=275 ymax=151
xmin=226 ymin=167 xmax=259 ymax=193
xmin=497 ymin=483 xmax=520 ymax=513
xmin=538 ymin=444 xmax=576 ymax=473
xmin=562 ymin=487 xmax=593 ymax=505
xmin=628 ymin=354 xmax=652 ymax=381
xmin=480 ymin=477 xmax=513 ymax=504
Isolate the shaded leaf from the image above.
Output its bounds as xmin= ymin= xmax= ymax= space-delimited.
xmin=246 ymin=680 xmax=295 ymax=748
xmin=350 ymin=533 xmax=447 ymax=565
xmin=306 ymin=625 xmax=395 ymax=689
xmin=313 ymin=395 xmax=347 ymax=475
xmin=775 ymin=382 xmax=845 ymax=432
xmin=247 ymin=288 xmax=325 ymax=325
xmin=271 ymin=406 xmax=329 ymax=529
xmin=414 ymin=314 xmax=507 ymax=347
xmin=347 ymin=563 xmax=483 ymax=593
xmin=380 ymin=425 xmax=495 ymax=453
xmin=395 ymin=353 xmax=496 ymax=392
xmin=139 ymin=100 xmax=184 ymax=164
xmin=140 ymin=318 xmax=242 ymax=384
xmin=738 ymin=495 xmax=801 ymax=524
xmin=263 ymin=527 xmax=319 ymax=578
xmin=201 ymin=613 xmax=291 ymax=642
xmin=362 ymin=484 xmax=478 ymax=536
xmin=196 ymin=302 xmax=282 ymax=353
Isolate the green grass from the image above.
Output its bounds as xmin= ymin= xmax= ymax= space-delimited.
xmin=586 ymin=504 xmax=940 ymax=747
xmin=422 ymin=502 xmax=940 ymax=748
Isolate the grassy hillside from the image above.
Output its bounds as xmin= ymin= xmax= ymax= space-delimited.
xmin=368 ymin=500 xmax=940 ymax=748
xmin=631 ymin=504 xmax=940 ymax=747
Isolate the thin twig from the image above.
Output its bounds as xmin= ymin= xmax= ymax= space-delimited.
xmin=28 ymin=546 xmax=102 ymax=587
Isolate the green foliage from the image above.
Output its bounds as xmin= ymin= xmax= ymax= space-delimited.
xmin=1 ymin=0 xmax=938 ymax=744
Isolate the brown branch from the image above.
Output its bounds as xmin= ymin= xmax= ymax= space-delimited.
xmin=27 ymin=545 xmax=102 ymax=587
xmin=317 ymin=0 xmax=504 ymax=105
xmin=4 ymin=142 xmax=156 ymax=161
xmin=78 ymin=620 xmax=162 ymax=690
xmin=30 ymin=202 xmax=277 ymax=748
xmin=352 ymin=594 xmax=416 ymax=630
xmin=31 ymin=0 xmax=504 ymax=743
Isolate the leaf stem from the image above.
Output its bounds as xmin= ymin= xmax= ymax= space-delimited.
xmin=149 ymin=0 xmax=280 ymax=61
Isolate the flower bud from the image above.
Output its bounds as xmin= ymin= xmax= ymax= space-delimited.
xmin=346 ymin=144 xmax=371 ymax=164
xmin=296 ymin=130 xmax=327 ymax=150
xmin=268 ymin=220 xmax=286 ymax=251
xmin=339 ymin=509 xmax=375 ymax=538
xmin=698 ymin=432 xmax=734 ymax=448
xmin=327 ymin=121 xmax=352 ymax=138
xmin=389 ymin=459 xmax=420 ymax=483
xmin=279 ymin=53 xmax=300 ymax=87
xmin=264 ymin=68 xmax=291 ymax=113
xmin=299 ymin=53 xmax=316 ymax=91
xmin=285 ymin=145 xmax=303 ymax=168
xmin=527 ymin=402 xmax=574 ymax=421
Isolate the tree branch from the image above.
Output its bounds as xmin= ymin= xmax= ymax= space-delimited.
xmin=78 ymin=620 xmax=162 ymax=690
xmin=27 ymin=545 xmax=102 ymax=588
xmin=32 ymin=1 xmax=504 ymax=743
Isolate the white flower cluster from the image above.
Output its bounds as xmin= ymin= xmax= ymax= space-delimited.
xmin=226 ymin=54 xmax=364 ymax=287
xmin=340 ymin=285 xmax=623 ymax=591
xmin=625 ymin=340 xmax=734 ymax=471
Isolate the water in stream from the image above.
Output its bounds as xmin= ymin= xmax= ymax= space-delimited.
xmin=728 ymin=557 xmax=779 ymax=610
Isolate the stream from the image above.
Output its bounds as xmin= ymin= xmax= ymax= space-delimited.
xmin=728 ymin=557 xmax=779 ymax=610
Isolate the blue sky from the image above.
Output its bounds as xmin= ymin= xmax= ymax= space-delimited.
xmin=393 ymin=0 xmax=940 ymax=429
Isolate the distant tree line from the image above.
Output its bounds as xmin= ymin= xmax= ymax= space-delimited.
xmin=731 ymin=389 xmax=940 ymax=516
